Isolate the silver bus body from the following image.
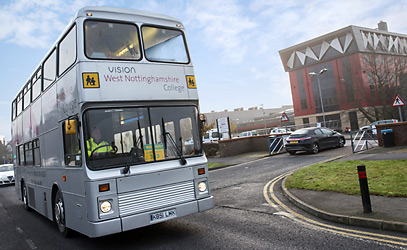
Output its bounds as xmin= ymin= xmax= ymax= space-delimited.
xmin=11 ymin=7 xmax=213 ymax=238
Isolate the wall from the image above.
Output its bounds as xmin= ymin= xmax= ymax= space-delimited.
xmin=376 ymin=122 xmax=407 ymax=146
xmin=203 ymin=135 xmax=269 ymax=158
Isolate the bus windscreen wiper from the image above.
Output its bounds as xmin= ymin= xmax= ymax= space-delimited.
xmin=164 ymin=132 xmax=187 ymax=165
xmin=122 ymin=119 xmax=145 ymax=175
xmin=161 ymin=118 xmax=186 ymax=165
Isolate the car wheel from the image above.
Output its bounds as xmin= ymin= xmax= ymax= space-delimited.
xmin=288 ymin=151 xmax=296 ymax=155
xmin=338 ymin=138 xmax=345 ymax=147
xmin=54 ymin=190 xmax=71 ymax=237
xmin=22 ymin=183 xmax=31 ymax=211
xmin=310 ymin=143 xmax=319 ymax=154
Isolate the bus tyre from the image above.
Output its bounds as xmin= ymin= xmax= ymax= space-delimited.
xmin=54 ymin=190 xmax=71 ymax=237
xmin=22 ymin=183 xmax=31 ymax=211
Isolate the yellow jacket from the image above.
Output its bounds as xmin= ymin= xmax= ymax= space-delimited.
xmin=87 ymin=138 xmax=113 ymax=157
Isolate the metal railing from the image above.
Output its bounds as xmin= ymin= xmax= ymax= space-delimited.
xmin=268 ymin=135 xmax=290 ymax=155
xmin=350 ymin=129 xmax=378 ymax=153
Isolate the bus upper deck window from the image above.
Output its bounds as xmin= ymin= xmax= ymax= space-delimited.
xmin=85 ymin=20 xmax=141 ymax=60
xmin=142 ymin=26 xmax=189 ymax=63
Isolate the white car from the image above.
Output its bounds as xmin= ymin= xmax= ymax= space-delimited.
xmin=360 ymin=119 xmax=398 ymax=134
xmin=270 ymin=127 xmax=291 ymax=135
xmin=0 ymin=164 xmax=15 ymax=185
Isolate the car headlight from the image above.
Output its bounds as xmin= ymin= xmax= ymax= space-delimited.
xmin=100 ymin=200 xmax=112 ymax=213
xmin=198 ymin=182 xmax=207 ymax=192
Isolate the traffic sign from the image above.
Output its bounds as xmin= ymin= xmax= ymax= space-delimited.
xmin=392 ymin=95 xmax=405 ymax=107
xmin=281 ymin=112 xmax=289 ymax=122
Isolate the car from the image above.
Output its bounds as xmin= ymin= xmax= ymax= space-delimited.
xmin=0 ymin=164 xmax=15 ymax=185
xmin=360 ymin=119 xmax=398 ymax=134
xmin=203 ymin=129 xmax=222 ymax=143
xmin=285 ymin=127 xmax=345 ymax=155
xmin=270 ymin=127 xmax=291 ymax=135
xmin=239 ymin=131 xmax=258 ymax=138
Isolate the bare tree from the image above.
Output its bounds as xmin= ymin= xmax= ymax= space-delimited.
xmin=344 ymin=53 xmax=407 ymax=122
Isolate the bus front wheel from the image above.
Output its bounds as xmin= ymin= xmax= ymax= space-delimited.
xmin=22 ymin=182 xmax=31 ymax=211
xmin=54 ymin=190 xmax=71 ymax=237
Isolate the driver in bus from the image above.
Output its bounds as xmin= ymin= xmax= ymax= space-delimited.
xmin=87 ymin=127 xmax=114 ymax=157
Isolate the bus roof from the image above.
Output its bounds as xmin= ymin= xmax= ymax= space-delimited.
xmin=74 ymin=6 xmax=182 ymax=24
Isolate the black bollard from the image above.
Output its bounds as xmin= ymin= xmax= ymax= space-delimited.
xmin=357 ymin=165 xmax=372 ymax=213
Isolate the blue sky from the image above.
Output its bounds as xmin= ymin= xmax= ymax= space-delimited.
xmin=1 ymin=0 xmax=407 ymax=141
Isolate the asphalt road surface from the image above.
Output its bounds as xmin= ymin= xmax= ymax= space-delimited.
xmin=0 ymin=143 xmax=405 ymax=249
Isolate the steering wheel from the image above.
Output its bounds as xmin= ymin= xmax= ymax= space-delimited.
xmin=90 ymin=144 xmax=117 ymax=156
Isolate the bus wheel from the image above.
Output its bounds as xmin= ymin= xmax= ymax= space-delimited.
xmin=22 ymin=183 xmax=31 ymax=211
xmin=54 ymin=190 xmax=71 ymax=237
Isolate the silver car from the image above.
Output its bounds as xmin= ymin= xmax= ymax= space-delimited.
xmin=0 ymin=164 xmax=15 ymax=185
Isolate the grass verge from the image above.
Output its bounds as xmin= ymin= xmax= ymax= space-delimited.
xmin=208 ymin=162 xmax=227 ymax=169
xmin=285 ymin=160 xmax=407 ymax=197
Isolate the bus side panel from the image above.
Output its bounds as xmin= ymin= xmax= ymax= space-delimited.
xmin=22 ymin=107 xmax=32 ymax=142
xmin=41 ymin=84 xmax=58 ymax=135
xmin=57 ymin=67 xmax=80 ymax=118
xmin=16 ymin=113 xmax=23 ymax=145
xmin=31 ymin=99 xmax=41 ymax=138
xmin=42 ymin=129 xmax=61 ymax=168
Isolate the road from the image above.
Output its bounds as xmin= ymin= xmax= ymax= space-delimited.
xmin=0 ymin=143 xmax=405 ymax=249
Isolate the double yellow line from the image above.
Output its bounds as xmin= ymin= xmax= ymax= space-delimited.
xmin=263 ymin=173 xmax=407 ymax=247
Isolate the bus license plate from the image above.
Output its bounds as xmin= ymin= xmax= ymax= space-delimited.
xmin=289 ymin=141 xmax=298 ymax=144
xmin=150 ymin=209 xmax=177 ymax=222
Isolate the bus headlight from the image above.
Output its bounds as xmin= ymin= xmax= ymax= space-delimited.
xmin=100 ymin=200 xmax=112 ymax=213
xmin=198 ymin=182 xmax=207 ymax=192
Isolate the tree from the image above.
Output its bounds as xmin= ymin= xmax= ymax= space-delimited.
xmin=0 ymin=142 xmax=9 ymax=164
xmin=344 ymin=53 xmax=407 ymax=122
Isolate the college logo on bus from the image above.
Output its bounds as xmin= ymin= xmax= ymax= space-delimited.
xmin=186 ymin=75 xmax=197 ymax=89
xmin=82 ymin=73 xmax=100 ymax=88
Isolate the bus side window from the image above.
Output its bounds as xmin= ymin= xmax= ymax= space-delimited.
xmin=63 ymin=119 xmax=81 ymax=166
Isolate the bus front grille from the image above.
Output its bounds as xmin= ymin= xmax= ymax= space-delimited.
xmin=118 ymin=181 xmax=195 ymax=216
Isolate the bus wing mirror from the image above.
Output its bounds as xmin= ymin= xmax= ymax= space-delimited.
xmin=199 ymin=114 xmax=206 ymax=123
xmin=65 ymin=119 xmax=77 ymax=135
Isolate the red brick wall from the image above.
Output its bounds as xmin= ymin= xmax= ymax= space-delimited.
xmin=376 ymin=122 xmax=407 ymax=146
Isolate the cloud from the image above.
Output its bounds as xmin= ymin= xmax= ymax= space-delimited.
xmin=0 ymin=0 xmax=107 ymax=48
xmin=183 ymin=0 xmax=257 ymax=63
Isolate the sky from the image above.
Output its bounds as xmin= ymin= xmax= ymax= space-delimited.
xmin=1 ymin=0 xmax=407 ymax=141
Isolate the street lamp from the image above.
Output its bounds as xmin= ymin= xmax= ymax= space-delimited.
xmin=309 ymin=68 xmax=328 ymax=127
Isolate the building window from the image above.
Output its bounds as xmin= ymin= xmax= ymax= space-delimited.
xmin=311 ymin=63 xmax=339 ymax=113
xmin=297 ymin=71 xmax=308 ymax=110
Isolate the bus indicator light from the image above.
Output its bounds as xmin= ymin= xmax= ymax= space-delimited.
xmin=99 ymin=183 xmax=110 ymax=192
xmin=62 ymin=175 xmax=66 ymax=181
xmin=198 ymin=168 xmax=205 ymax=175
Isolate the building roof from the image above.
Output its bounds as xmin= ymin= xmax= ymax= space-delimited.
xmin=279 ymin=24 xmax=407 ymax=72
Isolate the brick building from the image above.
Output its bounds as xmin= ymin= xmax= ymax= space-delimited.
xmin=279 ymin=21 xmax=407 ymax=131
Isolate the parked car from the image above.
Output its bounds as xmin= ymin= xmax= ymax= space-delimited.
xmin=360 ymin=119 xmax=398 ymax=134
xmin=285 ymin=127 xmax=345 ymax=155
xmin=270 ymin=127 xmax=291 ymax=135
xmin=239 ymin=131 xmax=258 ymax=138
xmin=203 ymin=129 xmax=222 ymax=143
xmin=0 ymin=164 xmax=15 ymax=185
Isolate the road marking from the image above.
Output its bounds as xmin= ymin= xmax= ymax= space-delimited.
xmin=264 ymin=173 xmax=407 ymax=247
xmin=15 ymin=227 xmax=38 ymax=249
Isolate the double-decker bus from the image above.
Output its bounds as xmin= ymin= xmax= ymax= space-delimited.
xmin=11 ymin=6 xmax=213 ymax=238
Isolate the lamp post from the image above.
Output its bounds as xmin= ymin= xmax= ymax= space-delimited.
xmin=309 ymin=68 xmax=327 ymax=127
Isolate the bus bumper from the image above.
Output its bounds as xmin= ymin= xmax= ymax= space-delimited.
xmin=87 ymin=197 xmax=214 ymax=237
xmin=198 ymin=196 xmax=214 ymax=212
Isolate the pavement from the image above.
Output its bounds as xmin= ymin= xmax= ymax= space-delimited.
xmin=207 ymin=146 xmax=407 ymax=233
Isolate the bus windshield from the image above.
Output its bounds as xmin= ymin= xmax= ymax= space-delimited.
xmin=83 ymin=105 xmax=202 ymax=170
